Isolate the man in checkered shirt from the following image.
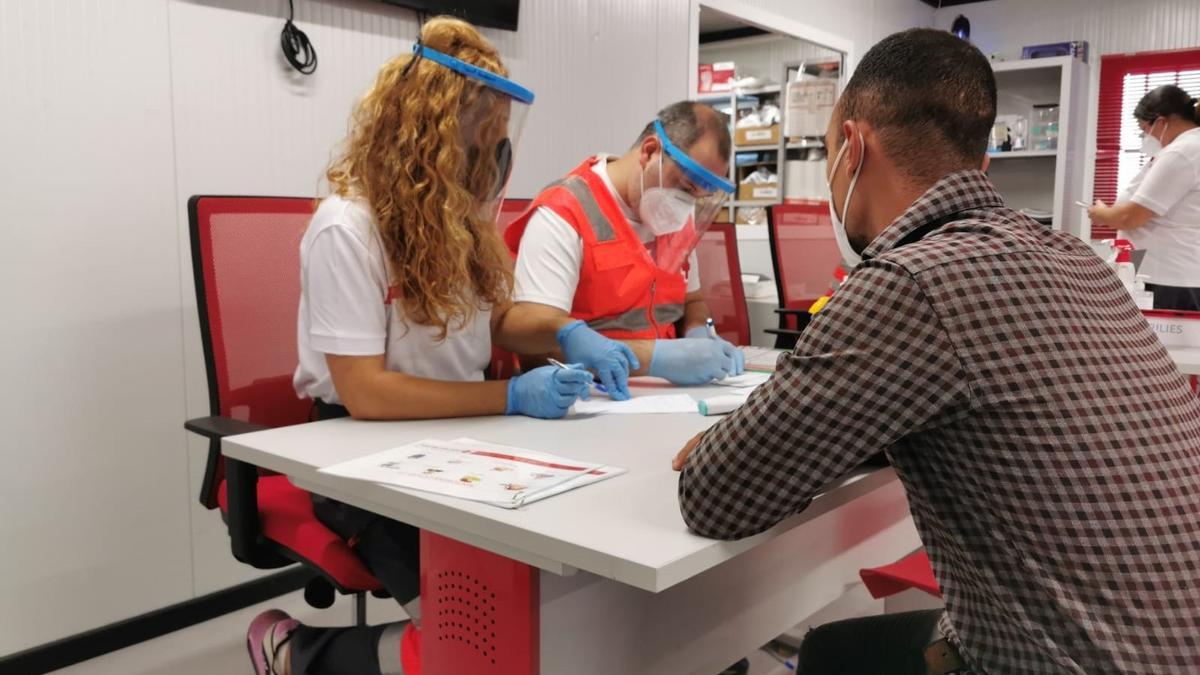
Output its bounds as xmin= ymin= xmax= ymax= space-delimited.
xmin=674 ymin=29 xmax=1200 ymax=674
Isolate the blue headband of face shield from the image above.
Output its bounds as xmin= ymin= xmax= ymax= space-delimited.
xmin=654 ymin=120 xmax=735 ymax=194
xmin=413 ymin=43 xmax=535 ymax=104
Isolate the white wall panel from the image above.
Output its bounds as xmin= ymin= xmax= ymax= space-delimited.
xmin=0 ymin=0 xmax=192 ymax=654
xmin=933 ymin=0 xmax=1200 ymax=63
xmin=168 ymin=0 xmax=419 ymax=595
xmin=700 ymin=34 xmax=841 ymax=84
xmin=737 ymin=0 xmax=934 ymax=64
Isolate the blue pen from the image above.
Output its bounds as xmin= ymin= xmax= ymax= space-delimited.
xmin=547 ymin=358 xmax=609 ymax=393
xmin=705 ymin=317 xmax=718 ymax=340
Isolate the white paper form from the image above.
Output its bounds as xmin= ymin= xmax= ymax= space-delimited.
xmin=319 ymin=437 xmax=625 ymax=508
xmin=571 ymin=394 xmax=698 ymax=416
xmin=711 ymin=371 xmax=771 ymax=388
xmin=743 ymin=346 xmax=786 ymax=372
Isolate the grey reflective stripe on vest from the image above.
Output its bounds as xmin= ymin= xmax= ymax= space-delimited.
xmin=587 ymin=303 xmax=685 ymax=333
xmin=557 ymin=176 xmax=617 ymax=242
xmin=654 ymin=303 xmax=685 ymax=326
xmin=550 ymin=172 xmax=683 ymax=333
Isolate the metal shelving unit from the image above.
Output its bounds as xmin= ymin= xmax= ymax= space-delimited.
xmin=774 ymin=58 xmax=844 ymax=212
xmin=697 ymin=84 xmax=783 ymax=224
xmin=694 ymin=59 xmax=843 ymax=224
xmin=987 ymin=56 xmax=1089 ymax=235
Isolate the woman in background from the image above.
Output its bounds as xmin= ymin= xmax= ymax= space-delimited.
xmin=1090 ymin=84 xmax=1200 ymax=311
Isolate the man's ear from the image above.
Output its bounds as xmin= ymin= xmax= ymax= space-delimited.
xmin=638 ymin=135 xmax=659 ymax=169
xmin=841 ymin=120 xmax=863 ymax=175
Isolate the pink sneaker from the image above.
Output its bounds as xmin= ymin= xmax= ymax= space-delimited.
xmin=246 ymin=609 xmax=299 ymax=675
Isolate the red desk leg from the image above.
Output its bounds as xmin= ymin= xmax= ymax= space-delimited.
xmin=420 ymin=531 xmax=539 ymax=675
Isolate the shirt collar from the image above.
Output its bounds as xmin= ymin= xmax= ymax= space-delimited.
xmin=860 ymin=169 xmax=1005 ymax=260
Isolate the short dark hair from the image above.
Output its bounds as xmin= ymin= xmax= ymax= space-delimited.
xmin=634 ymin=101 xmax=731 ymax=160
xmin=838 ymin=28 xmax=996 ymax=183
xmin=1134 ymin=85 xmax=1200 ymax=125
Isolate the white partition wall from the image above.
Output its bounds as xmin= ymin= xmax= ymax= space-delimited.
xmin=0 ymin=0 xmax=194 ymax=655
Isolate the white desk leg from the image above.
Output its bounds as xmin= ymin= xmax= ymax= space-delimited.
xmin=538 ymin=479 xmax=919 ymax=675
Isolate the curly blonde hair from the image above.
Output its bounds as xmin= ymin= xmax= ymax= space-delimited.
xmin=327 ymin=16 xmax=515 ymax=339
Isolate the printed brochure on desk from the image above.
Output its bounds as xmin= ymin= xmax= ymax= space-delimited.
xmin=318 ymin=437 xmax=625 ymax=508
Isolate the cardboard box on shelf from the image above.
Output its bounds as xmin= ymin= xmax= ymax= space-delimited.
xmin=737 ymin=182 xmax=781 ymax=201
xmin=698 ymin=62 xmax=735 ymax=93
xmin=735 ymin=124 xmax=780 ymax=146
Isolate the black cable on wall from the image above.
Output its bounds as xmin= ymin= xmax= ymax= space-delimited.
xmin=281 ymin=0 xmax=317 ymax=75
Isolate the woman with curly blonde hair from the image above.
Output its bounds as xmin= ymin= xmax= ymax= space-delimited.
xmin=246 ymin=17 xmax=629 ymax=675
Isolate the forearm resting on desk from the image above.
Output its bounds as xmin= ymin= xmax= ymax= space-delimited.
xmin=326 ymin=353 xmax=509 ymax=420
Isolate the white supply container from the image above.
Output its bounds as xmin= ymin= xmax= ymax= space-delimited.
xmin=1143 ymin=311 xmax=1200 ymax=348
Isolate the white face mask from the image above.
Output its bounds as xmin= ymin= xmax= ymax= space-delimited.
xmin=1141 ymin=119 xmax=1165 ymax=158
xmin=827 ymin=132 xmax=864 ymax=268
xmin=637 ymin=151 xmax=695 ymax=236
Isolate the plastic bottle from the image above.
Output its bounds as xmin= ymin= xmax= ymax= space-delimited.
xmin=1112 ymin=239 xmax=1136 ymax=289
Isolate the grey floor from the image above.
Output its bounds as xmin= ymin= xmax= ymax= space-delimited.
xmin=48 ymin=591 xmax=796 ymax=675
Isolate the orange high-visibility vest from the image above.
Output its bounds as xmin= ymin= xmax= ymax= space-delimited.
xmin=506 ymin=157 xmax=687 ymax=340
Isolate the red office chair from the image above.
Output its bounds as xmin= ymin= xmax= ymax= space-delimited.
xmin=696 ymin=222 xmax=751 ymax=345
xmin=183 ymin=196 xmax=383 ymax=622
xmin=496 ymin=197 xmax=532 ymax=232
xmin=766 ymin=202 xmax=843 ymax=349
xmin=860 ymin=550 xmax=941 ymax=601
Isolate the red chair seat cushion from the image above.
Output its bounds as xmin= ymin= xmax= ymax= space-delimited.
xmin=218 ymin=475 xmax=382 ymax=591
xmin=859 ymin=550 xmax=942 ymax=599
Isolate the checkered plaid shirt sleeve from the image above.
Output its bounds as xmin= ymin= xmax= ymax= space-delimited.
xmin=678 ymin=170 xmax=1200 ymax=673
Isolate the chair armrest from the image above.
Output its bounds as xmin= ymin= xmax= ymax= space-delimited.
xmin=773 ymin=307 xmax=810 ymax=316
xmin=185 ymin=415 xmax=270 ymax=440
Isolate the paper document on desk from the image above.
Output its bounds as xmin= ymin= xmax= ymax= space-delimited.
xmin=743 ymin=346 xmax=786 ymax=372
xmin=572 ymin=394 xmax=698 ymax=415
xmin=711 ymin=371 xmax=771 ymax=388
xmin=319 ymin=437 xmax=625 ymax=509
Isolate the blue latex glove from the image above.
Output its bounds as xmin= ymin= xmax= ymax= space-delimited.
xmin=505 ymin=365 xmax=594 ymax=419
xmin=684 ymin=325 xmax=746 ymax=376
xmin=556 ymin=320 xmax=639 ymax=401
xmin=649 ymin=338 xmax=739 ymax=385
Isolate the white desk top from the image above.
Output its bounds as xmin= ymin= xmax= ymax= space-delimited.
xmin=224 ymin=379 xmax=899 ymax=593
xmin=1170 ymin=347 xmax=1200 ymax=376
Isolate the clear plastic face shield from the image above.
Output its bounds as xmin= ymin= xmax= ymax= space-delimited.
xmin=644 ymin=119 xmax=735 ymax=274
xmin=410 ymin=43 xmax=534 ymax=223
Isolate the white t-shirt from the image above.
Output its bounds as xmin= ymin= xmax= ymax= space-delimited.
xmin=513 ymin=155 xmax=700 ymax=312
xmin=293 ymin=195 xmax=492 ymax=404
xmin=1122 ymin=127 xmax=1200 ymax=287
